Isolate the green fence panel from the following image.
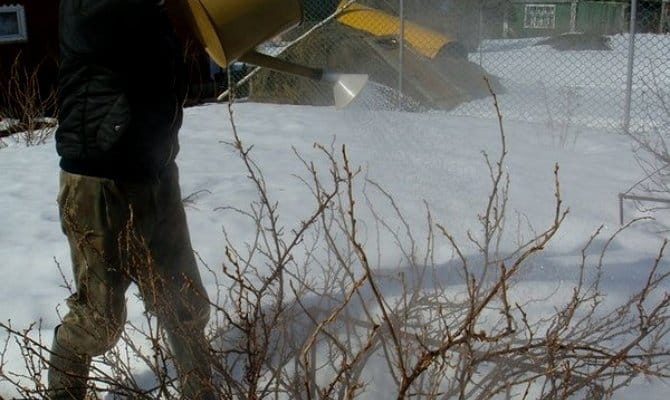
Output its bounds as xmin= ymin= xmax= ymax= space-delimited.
xmin=577 ymin=1 xmax=628 ymax=35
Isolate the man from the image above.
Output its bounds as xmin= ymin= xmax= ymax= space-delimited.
xmin=51 ymin=1 xmax=214 ymax=398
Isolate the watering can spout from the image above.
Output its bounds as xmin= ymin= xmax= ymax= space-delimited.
xmin=323 ymin=72 xmax=369 ymax=109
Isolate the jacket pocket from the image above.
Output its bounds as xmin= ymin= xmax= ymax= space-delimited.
xmin=82 ymin=70 xmax=132 ymax=153
xmin=96 ymin=92 xmax=130 ymax=151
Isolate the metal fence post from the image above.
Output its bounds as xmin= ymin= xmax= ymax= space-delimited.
xmin=478 ymin=2 xmax=484 ymax=67
xmin=398 ymin=0 xmax=405 ymax=110
xmin=570 ymin=1 xmax=578 ymax=33
xmin=624 ymin=0 xmax=638 ymax=133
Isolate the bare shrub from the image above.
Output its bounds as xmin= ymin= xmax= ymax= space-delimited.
xmin=540 ymin=82 xmax=583 ymax=149
xmin=1 ymin=95 xmax=669 ymax=399
xmin=0 ymin=53 xmax=57 ymax=146
xmin=625 ymin=108 xmax=670 ymax=199
xmin=618 ymin=69 xmax=670 ymax=229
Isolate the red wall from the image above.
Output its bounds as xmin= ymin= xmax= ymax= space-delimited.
xmin=0 ymin=0 xmax=213 ymax=114
xmin=0 ymin=0 xmax=60 ymax=114
xmin=0 ymin=0 xmax=60 ymax=70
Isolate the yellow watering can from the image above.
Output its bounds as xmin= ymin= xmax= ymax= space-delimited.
xmin=183 ymin=0 xmax=368 ymax=108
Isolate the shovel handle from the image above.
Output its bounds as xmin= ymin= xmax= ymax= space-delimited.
xmin=239 ymin=51 xmax=324 ymax=81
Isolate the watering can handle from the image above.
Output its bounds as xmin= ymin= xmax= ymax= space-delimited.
xmin=239 ymin=51 xmax=324 ymax=81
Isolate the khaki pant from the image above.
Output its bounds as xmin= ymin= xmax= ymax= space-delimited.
xmin=53 ymin=163 xmax=213 ymax=398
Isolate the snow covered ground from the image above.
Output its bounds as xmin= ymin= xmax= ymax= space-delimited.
xmin=454 ymin=34 xmax=670 ymax=132
xmin=2 ymin=33 xmax=670 ymax=399
xmin=1 ymin=99 xmax=669 ymax=398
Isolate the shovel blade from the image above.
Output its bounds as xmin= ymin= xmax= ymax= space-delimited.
xmin=328 ymin=74 xmax=369 ymax=109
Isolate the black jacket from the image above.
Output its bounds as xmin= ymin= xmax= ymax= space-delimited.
xmin=56 ymin=0 xmax=187 ymax=181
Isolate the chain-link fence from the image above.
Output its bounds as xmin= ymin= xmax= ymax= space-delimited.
xmin=453 ymin=0 xmax=670 ymax=135
xmin=224 ymin=0 xmax=670 ymax=134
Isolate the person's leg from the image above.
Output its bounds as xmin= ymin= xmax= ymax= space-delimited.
xmin=138 ymin=164 xmax=215 ymax=399
xmin=49 ymin=172 xmax=132 ymax=399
